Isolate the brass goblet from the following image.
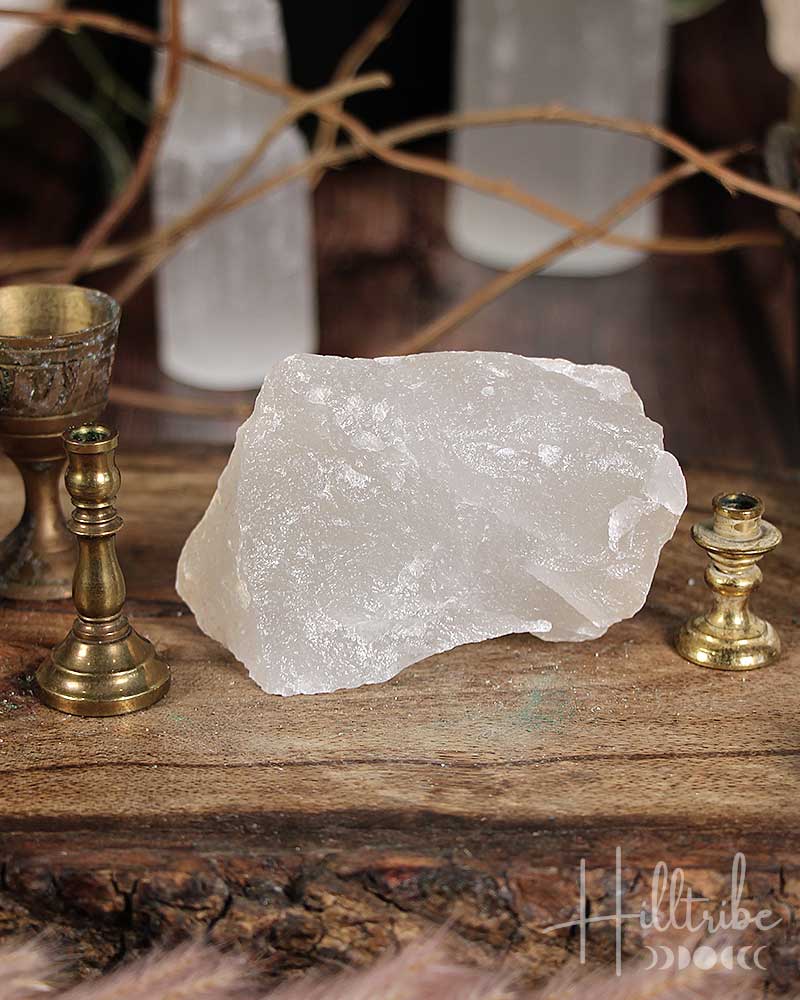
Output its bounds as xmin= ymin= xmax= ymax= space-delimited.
xmin=0 ymin=284 xmax=119 ymax=600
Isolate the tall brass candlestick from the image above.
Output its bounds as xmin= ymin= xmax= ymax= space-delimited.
xmin=35 ymin=425 xmax=170 ymax=716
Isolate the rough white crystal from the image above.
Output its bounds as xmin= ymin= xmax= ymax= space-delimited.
xmin=177 ymin=352 xmax=686 ymax=696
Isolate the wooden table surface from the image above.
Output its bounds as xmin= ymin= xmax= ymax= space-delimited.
xmin=0 ymin=449 xmax=798 ymax=985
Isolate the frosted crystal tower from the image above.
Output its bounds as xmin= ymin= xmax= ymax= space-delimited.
xmin=449 ymin=0 xmax=668 ymax=275
xmin=154 ymin=0 xmax=316 ymax=389
xmin=178 ymin=352 xmax=686 ymax=696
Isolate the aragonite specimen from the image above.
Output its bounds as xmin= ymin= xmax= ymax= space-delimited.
xmin=177 ymin=352 xmax=686 ymax=696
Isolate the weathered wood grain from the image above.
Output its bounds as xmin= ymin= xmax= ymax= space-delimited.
xmin=0 ymin=450 xmax=798 ymax=985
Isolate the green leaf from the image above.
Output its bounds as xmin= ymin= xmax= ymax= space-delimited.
xmin=37 ymin=79 xmax=133 ymax=195
xmin=66 ymin=31 xmax=151 ymax=126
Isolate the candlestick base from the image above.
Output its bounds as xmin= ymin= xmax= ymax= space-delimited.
xmin=676 ymin=613 xmax=780 ymax=671
xmin=36 ymin=624 xmax=170 ymax=717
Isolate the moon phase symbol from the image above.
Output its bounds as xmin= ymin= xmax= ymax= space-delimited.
xmin=644 ymin=945 xmax=676 ymax=970
xmin=657 ymin=946 xmax=675 ymax=970
xmin=645 ymin=943 xmax=766 ymax=973
xmin=692 ymin=945 xmax=716 ymax=970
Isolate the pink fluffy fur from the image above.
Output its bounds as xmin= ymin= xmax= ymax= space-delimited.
xmin=0 ymin=935 xmax=775 ymax=1000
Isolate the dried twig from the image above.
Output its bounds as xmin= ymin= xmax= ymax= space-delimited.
xmin=0 ymin=6 xmax=165 ymax=48
xmin=99 ymin=224 xmax=789 ymax=278
xmin=1 ymin=4 xmax=799 ymax=216
xmin=117 ymin=102 xmax=778 ymax=266
xmin=0 ymin=3 xmax=791 ymax=422
xmin=0 ymin=136 xmax=779 ymax=285
xmin=112 ymin=71 xmax=391 ymax=302
xmin=124 ymin=135 xmax=776 ymax=307
xmin=109 ymin=131 xmax=778 ymax=293
xmin=0 ymin=5 xmax=789 ymax=289
xmin=171 ymin=128 xmax=779 ymax=261
xmin=106 ymin=147 xmax=757 ymax=418
xmin=0 ymin=6 xmax=294 ymax=95
xmin=308 ymin=0 xmax=412 ymax=188
xmin=0 ymin=7 xmax=372 ymax=121
xmin=318 ymin=127 xmax=780 ymax=257
xmin=170 ymin=103 xmax=796 ymax=236
xmin=390 ymin=148 xmax=740 ymax=356
xmin=0 ymin=213 xmax=779 ymax=287
xmin=377 ymin=106 xmax=800 ymax=214
xmin=55 ymin=0 xmax=182 ymax=283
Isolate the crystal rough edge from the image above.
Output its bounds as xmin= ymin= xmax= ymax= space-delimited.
xmin=177 ymin=352 xmax=687 ymax=696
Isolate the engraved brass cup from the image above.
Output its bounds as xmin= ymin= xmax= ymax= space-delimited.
xmin=0 ymin=284 xmax=119 ymax=600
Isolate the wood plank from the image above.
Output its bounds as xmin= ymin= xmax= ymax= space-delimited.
xmin=0 ymin=449 xmax=798 ymax=981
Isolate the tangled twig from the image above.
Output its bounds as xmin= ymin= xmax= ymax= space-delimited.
xmin=0 ymin=126 xmax=779 ymax=286
xmin=391 ymin=147 xmax=742 ymax=356
xmin=377 ymin=107 xmax=800 ymax=212
xmin=308 ymin=0 xmax=412 ymax=188
xmin=112 ymin=70 xmax=392 ymax=303
xmin=0 ymin=4 xmax=787 ymax=289
xmin=0 ymin=2 xmax=792 ymax=421
xmin=103 ymin=143 xmax=756 ymax=423
xmin=134 ymin=120 xmax=778 ymax=279
xmin=0 ymin=6 xmax=382 ymax=130
xmin=1 ymin=4 xmax=798 ymax=215
xmin=55 ymin=0 xmax=182 ymax=283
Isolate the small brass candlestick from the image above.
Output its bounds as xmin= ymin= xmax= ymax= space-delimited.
xmin=35 ymin=425 xmax=170 ymax=716
xmin=676 ymin=492 xmax=782 ymax=671
xmin=0 ymin=285 xmax=119 ymax=600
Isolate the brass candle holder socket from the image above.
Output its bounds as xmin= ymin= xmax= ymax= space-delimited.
xmin=676 ymin=492 xmax=782 ymax=670
xmin=35 ymin=425 xmax=170 ymax=716
xmin=0 ymin=285 xmax=119 ymax=600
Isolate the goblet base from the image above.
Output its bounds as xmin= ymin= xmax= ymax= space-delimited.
xmin=0 ymin=530 xmax=74 ymax=601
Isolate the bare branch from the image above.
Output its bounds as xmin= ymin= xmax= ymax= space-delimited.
xmin=391 ymin=149 xmax=742 ymax=356
xmin=55 ymin=0 xmax=183 ymax=283
xmin=309 ymin=0 xmax=411 ymax=187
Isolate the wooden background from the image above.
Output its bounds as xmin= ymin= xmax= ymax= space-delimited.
xmin=0 ymin=0 xmax=797 ymax=463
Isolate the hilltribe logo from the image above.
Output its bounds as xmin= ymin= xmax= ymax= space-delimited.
xmin=542 ymin=849 xmax=780 ymax=975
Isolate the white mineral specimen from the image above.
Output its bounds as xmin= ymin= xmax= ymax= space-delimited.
xmin=177 ymin=352 xmax=686 ymax=696
xmin=153 ymin=0 xmax=316 ymax=389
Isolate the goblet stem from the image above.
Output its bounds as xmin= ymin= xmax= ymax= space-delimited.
xmin=0 ymin=456 xmax=73 ymax=600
